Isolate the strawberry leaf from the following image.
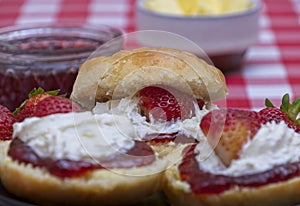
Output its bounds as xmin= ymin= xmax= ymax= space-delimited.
xmin=28 ymin=87 xmax=60 ymax=98
xmin=296 ymin=119 xmax=300 ymax=126
xmin=28 ymin=87 xmax=45 ymax=98
xmin=13 ymin=101 xmax=26 ymax=116
xmin=264 ymin=93 xmax=300 ymax=127
xmin=290 ymin=98 xmax=300 ymax=125
xmin=265 ymin=98 xmax=275 ymax=108
xmin=280 ymin=93 xmax=290 ymax=113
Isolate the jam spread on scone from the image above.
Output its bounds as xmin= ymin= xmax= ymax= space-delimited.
xmin=180 ymin=144 xmax=300 ymax=194
xmin=8 ymin=111 xmax=159 ymax=178
xmin=144 ymin=132 xmax=196 ymax=145
xmin=179 ymin=95 xmax=300 ymax=194
xmin=8 ymin=138 xmax=154 ymax=178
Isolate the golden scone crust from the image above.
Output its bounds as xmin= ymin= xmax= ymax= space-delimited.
xmin=163 ymin=165 xmax=300 ymax=206
xmin=71 ymin=47 xmax=227 ymax=109
xmin=1 ymin=155 xmax=167 ymax=206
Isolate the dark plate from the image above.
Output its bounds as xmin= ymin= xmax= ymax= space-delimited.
xmin=0 ymin=181 xmax=36 ymax=206
xmin=0 ymin=181 xmax=169 ymax=206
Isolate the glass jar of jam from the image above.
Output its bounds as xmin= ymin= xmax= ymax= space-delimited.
xmin=0 ymin=23 xmax=122 ymax=111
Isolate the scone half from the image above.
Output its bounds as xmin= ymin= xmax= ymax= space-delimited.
xmin=1 ymin=111 xmax=168 ymax=206
xmin=164 ymin=164 xmax=300 ymax=206
xmin=2 ymin=155 xmax=165 ymax=206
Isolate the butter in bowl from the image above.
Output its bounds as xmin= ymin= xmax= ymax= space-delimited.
xmin=136 ymin=0 xmax=261 ymax=72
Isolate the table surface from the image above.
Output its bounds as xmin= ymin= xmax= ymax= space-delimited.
xmin=0 ymin=0 xmax=299 ymax=110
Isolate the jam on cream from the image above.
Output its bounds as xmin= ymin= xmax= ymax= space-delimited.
xmin=12 ymin=112 xmax=135 ymax=162
xmin=92 ymin=96 xmax=215 ymax=142
xmin=195 ymin=121 xmax=300 ymax=176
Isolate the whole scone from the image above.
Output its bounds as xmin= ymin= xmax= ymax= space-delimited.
xmin=71 ymin=47 xmax=227 ymax=109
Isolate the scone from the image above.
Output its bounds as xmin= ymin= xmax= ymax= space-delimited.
xmin=2 ymin=112 xmax=167 ymax=206
xmin=71 ymin=47 xmax=228 ymax=164
xmin=163 ymin=104 xmax=300 ymax=206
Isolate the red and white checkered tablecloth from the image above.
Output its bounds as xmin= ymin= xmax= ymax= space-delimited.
xmin=0 ymin=0 xmax=299 ymax=110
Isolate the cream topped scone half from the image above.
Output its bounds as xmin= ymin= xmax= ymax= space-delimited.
xmin=163 ymin=103 xmax=300 ymax=206
xmin=2 ymin=111 xmax=169 ymax=206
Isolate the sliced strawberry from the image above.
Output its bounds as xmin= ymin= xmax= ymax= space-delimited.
xmin=14 ymin=87 xmax=60 ymax=122
xmin=260 ymin=93 xmax=300 ymax=133
xmin=33 ymin=95 xmax=83 ymax=117
xmin=200 ymin=108 xmax=261 ymax=166
xmin=0 ymin=105 xmax=16 ymax=141
xmin=138 ymin=85 xmax=196 ymax=122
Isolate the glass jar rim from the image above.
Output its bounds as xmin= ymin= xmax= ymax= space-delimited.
xmin=0 ymin=23 xmax=122 ymax=64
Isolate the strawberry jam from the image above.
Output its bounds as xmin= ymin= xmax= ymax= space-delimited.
xmin=145 ymin=132 xmax=197 ymax=145
xmin=8 ymin=138 xmax=155 ymax=178
xmin=179 ymin=144 xmax=300 ymax=194
xmin=0 ymin=24 xmax=122 ymax=111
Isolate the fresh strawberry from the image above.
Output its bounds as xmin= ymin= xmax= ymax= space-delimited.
xmin=200 ymin=108 xmax=261 ymax=166
xmin=33 ymin=95 xmax=83 ymax=117
xmin=259 ymin=107 xmax=298 ymax=132
xmin=138 ymin=85 xmax=196 ymax=122
xmin=0 ymin=105 xmax=16 ymax=141
xmin=14 ymin=87 xmax=60 ymax=122
xmin=259 ymin=107 xmax=289 ymax=124
xmin=259 ymin=93 xmax=300 ymax=133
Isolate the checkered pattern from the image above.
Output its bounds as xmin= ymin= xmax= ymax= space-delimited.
xmin=0 ymin=0 xmax=136 ymax=31
xmin=220 ymin=0 xmax=300 ymax=110
xmin=0 ymin=0 xmax=299 ymax=110
xmin=231 ymin=0 xmax=300 ymax=110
